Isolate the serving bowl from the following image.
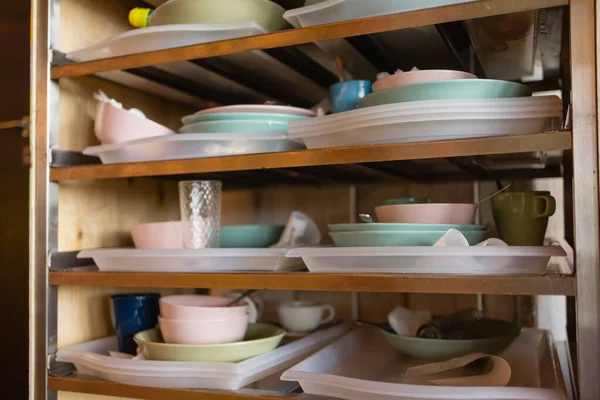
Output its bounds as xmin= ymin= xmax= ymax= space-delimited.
xmin=159 ymin=295 xmax=249 ymax=320
xmin=158 ymin=315 xmax=248 ymax=344
xmin=221 ymin=225 xmax=285 ymax=248
xmin=373 ymin=70 xmax=478 ymax=92
xmin=375 ymin=203 xmax=477 ymax=225
xmin=329 ymin=230 xmax=487 ymax=247
xmin=328 ymin=223 xmax=486 ymax=232
xmin=359 ymin=79 xmax=532 ymax=108
xmin=130 ymin=221 xmax=183 ymax=249
xmin=134 ymin=323 xmax=285 ymax=362
xmin=95 ymin=102 xmax=173 ymax=145
xmin=182 ymin=112 xmax=309 ymax=126
xmin=148 ymin=0 xmax=288 ymax=32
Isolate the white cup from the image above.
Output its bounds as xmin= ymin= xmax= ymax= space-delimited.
xmin=277 ymin=301 xmax=336 ymax=333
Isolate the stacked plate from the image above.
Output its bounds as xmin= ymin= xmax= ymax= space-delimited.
xmin=288 ymin=73 xmax=563 ymax=149
xmin=328 ymin=223 xmax=487 ymax=247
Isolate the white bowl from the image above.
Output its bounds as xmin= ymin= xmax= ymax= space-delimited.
xmin=158 ymin=315 xmax=248 ymax=344
xmin=95 ymin=101 xmax=173 ymax=144
xmin=130 ymin=222 xmax=183 ymax=249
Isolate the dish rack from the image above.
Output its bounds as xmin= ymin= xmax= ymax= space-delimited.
xmin=29 ymin=0 xmax=596 ymax=399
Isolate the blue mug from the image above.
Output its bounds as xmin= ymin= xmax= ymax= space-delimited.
xmin=329 ymin=80 xmax=373 ymax=113
xmin=112 ymin=293 xmax=160 ymax=354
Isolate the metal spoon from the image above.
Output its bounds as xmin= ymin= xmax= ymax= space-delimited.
xmin=226 ymin=289 xmax=257 ymax=306
xmin=359 ymin=213 xmax=373 ymax=223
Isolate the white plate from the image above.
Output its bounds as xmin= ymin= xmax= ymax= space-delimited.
xmin=281 ymin=327 xmax=567 ymax=400
xmin=78 ymin=248 xmax=305 ymax=273
xmin=82 ymin=133 xmax=304 ymax=164
xmin=67 ymin=22 xmax=268 ymax=62
xmin=286 ymin=246 xmax=567 ymax=275
xmin=56 ymin=324 xmax=352 ymax=390
xmin=194 ymin=105 xmax=316 ymax=117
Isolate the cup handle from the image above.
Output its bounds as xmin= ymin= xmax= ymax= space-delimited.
xmin=320 ymin=305 xmax=336 ymax=325
xmin=534 ymin=195 xmax=556 ymax=219
xmin=109 ymin=298 xmax=116 ymax=329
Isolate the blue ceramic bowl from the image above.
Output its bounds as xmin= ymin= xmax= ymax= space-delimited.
xmin=329 ymin=230 xmax=487 ymax=247
xmin=328 ymin=223 xmax=486 ymax=232
xmin=330 ymin=80 xmax=373 ymax=113
xmin=179 ymin=120 xmax=290 ymax=134
xmin=181 ymin=112 xmax=309 ymax=126
xmin=221 ymin=225 xmax=285 ymax=248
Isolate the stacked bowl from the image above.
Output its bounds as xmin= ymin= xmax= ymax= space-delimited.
xmin=134 ymin=295 xmax=285 ymax=362
xmin=178 ymin=105 xmax=315 ymax=155
xmin=329 ymin=198 xmax=487 ymax=247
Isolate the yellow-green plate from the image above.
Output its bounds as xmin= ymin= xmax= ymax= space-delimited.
xmin=134 ymin=323 xmax=285 ymax=362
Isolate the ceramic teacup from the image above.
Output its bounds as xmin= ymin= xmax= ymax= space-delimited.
xmin=277 ymin=301 xmax=336 ymax=333
xmin=492 ymin=191 xmax=556 ymax=246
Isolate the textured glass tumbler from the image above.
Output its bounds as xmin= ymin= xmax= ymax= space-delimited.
xmin=178 ymin=180 xmax=222 ymax=248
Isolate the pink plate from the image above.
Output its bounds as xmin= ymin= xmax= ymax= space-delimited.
xmin=373 ymin=70 xmax=478 ymax=92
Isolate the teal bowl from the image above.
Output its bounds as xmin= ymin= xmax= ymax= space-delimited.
xmin=359 ymin=79 xmax=532 ymax=108
xmin=329 ymin=230 xmax=487 ymax=247
xmin=221 ymin=225 xmax=285 ymax=248
xmin=180 ymin=120 xmax=290 ymax=134
xmin=328 ymin=223 xmax=486 ymax=232
xmin=181 ymin=112 xmax=309 ymax=126
xmin=383 ymin=197 xmax=430 ymax=205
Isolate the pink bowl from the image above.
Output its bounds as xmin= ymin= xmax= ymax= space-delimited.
xmin=130 ymin=221 xmax=183 ymax=249
xmin=160 ymin=295 xmax=248 ymax=320
xmin=372 ymin=70 xmax=478 ymax=92
xmin=158 ymin=315 xmax=248 ymax=344
xmin=375 ymin=203 xmax=477 ymax=225
xmin=95 ymin=101 xmax=174 ymax=144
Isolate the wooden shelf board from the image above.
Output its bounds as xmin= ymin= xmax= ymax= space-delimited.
xmin=49 ymin=271 xmax=576 ymax=296
xmin=51 ymin=0 xmax=568 ymax=79
xmin=50 ymin=131 xmax=571 ymax=181
xmin=48 ymin=377 xmax=316 ymax=400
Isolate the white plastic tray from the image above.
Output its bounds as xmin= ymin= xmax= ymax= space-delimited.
xmin=67 ymin=23 xmax=268 ymax=62
xmin=281 ymin=326 xmax=567 ymax=400
xmin=287 ymin=97 xmax=563 ymax=149
xmin=284 ymin=0 xmax=477 ymax=28
xmin=57 ymin=324 xmax=351 ymax=390
xmin=78 ymin=248 xmax=305 ymax=273
xmin=83 ymin=133 xmax=304 ymax=164
xmin=286 ymin=246 xmax=567 ymax=275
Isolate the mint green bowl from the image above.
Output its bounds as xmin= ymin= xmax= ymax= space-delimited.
xmin=328 ymin=223 xmax=486 ymax=232
xmin=359 ymin=79 xmax=532 ymax=108
xmin=182 ymin=112 xmax=309 ymax=126
xmin=380 ymin=328 xmax=518 ymax=361
xmin=149 ymin=0 xmax=288 ymax=32
xmin=134 ymin=323 xmax=285 ymax=362
xmin=180 ymin=120 xmax=290 ymax=134
xmin=221 ymin=225 xmax=285 ymax=248
xmin=329 ymin=230 xmax=487 ymax=246
xmin=383 ymin=197 xmax=430 ymax=205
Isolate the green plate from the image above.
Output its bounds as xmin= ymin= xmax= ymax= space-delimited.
xmin=134 ymin=323 xmax=285 ymax=362
xmin=328 ymin=223 xmax=486 ymax=232
xmin=359 ymin=79 xmax=532 ymax=108
xmin=149 ymin=0 xmax=288 ymax=32
xmin=380 ymin=328 xmax=519 ymax=361
xmin=329 ymin=230 xmax=487 ymax=247
xmin=383 ymin=197 xmax=430 ymax=205
xmin=221 ymin=225 xmax=285 ymax=248
xmin=182 ymin=112 xmax=309 ymax=126
xmin=180 ymin=120 xmax=290 ymax=134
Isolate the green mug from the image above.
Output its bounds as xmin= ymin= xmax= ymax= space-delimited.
xmin=491 ymin=191 xmax=556 ymax=246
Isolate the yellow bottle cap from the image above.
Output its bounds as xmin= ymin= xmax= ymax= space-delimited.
xmin=129 ymin=8 xmax=152 ymax=28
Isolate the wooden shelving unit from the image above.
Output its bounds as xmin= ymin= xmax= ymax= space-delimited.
xmin=30 ymin=0 xmax=599 ymax=399
xmin=49 ymin=271 xmax=576 ymax=295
